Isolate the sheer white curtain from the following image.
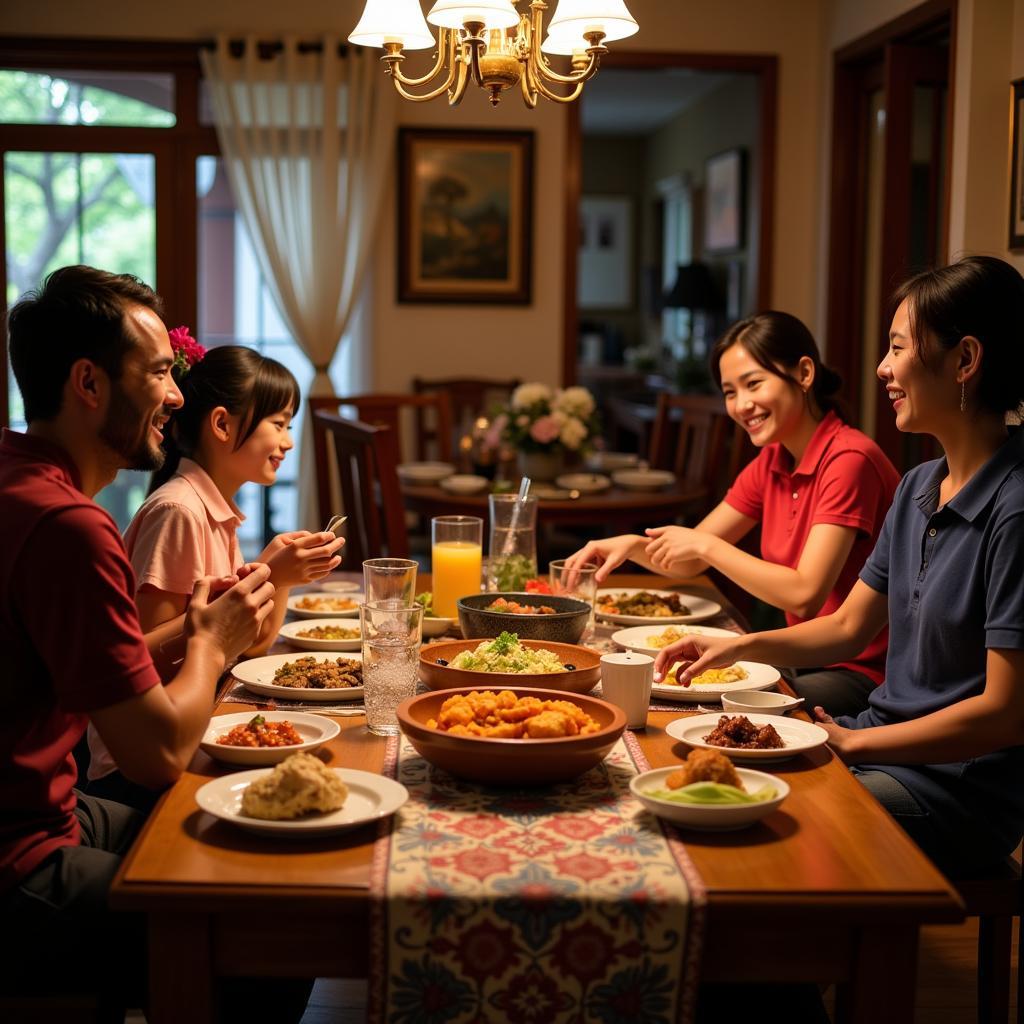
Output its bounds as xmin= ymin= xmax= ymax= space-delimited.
xmin=201 ymin=34 xmax=395 ymax=528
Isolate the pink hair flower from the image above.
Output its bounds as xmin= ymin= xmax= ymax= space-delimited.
xmin=168 ymin=326 xmax=206 ymax=374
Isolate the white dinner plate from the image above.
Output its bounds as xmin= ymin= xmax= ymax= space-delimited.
xmin=195 ymin=767 xmax=408 ymax=837
xmin=287 ymin=593 xmax=364 ymax=618
xmin=611 ymin=623 xmax=740 ymax=656
xmin=630 ymin=766 xmax=789 ymax=830
xmin=652 ymin=661 xmax=780 ymax=703
xmin=397 ymin=461 xmax=455 ymax=484
xmin=321 ymin=580 xmax=361 ymax=593
xmin=278 ymin=618 xmax=362 ymax=651
xmin=596 ymin=588 xmax=721 ymax=625
xmin=665 ymin=712 xmax=829 ymax=762
xmin=232 ymin=652 xmax=364 ymax=702
xmin=200 ymin=712 xmax=341 ymax=767
xmin=585 ymin=451 xmax=639 ymax=473
xmin=439 ymin=474 xmax=489 ymax=494
xmin=611 ymin=469 xmax=676 ymax=491
xmin=555 ymin=472 xmax=611 ymax=494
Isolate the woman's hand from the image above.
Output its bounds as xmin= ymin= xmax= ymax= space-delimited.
xmin=563 ymin=535 xmax=645 ymax=583
xmin=260 ymin=531 xmax=345 ymax=589
xmin=643 ymin=526 xmax=711 ymax=572
xmin=812 ymin=707 xmax=859 ymax=763
xmin=653 ymin=633 xmax=748 ymax=684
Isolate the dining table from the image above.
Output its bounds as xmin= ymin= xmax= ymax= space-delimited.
xmin=109 ymin=573 xmax=964 ymax=1024
xmin=400 ymin=478 xmax=708 ymax=531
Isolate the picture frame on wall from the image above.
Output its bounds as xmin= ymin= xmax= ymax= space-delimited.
xmin=578 ymin=195 xmax=633 ymax=310
xmin=398 ymin=127 xmax=533 ymax=304
xmin=1010 ymin=78 xmax=1024 ymax=251
xmin=703 ymin=148 xmax=746 ymax=254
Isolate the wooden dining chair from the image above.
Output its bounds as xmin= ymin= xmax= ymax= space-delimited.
xmin=412 ymin=376 xmax=521 ymax=457
xmin=647 ymin=392 xmax=755 ymax=513
xmin=310 ymin=393 xmax=454 ymax=465
xmin=955 ymin=851 xmax=1022 ymax=1023
xmin=310 ymin=408 xmax=409 ymax=565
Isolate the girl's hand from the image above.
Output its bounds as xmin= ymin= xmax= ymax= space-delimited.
xmin=643 ymin=526 xmax=708 ymax=572
xmin=263 ymin=531 xmax=345 ymax=588
xmin=653 ymin=634 xmax=747 ymax=685
xmin=812 ymin=706 xmax=858 ymax=763
xmin=562 ymin=535 xmax=645 ymax=583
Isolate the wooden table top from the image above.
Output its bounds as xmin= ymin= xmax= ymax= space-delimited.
xmin=112 ymin=574 xmax=961 ymax=930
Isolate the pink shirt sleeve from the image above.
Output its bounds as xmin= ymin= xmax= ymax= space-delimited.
xmin=128 ymin=500 xmax=207 ymax=596
xmin=723 ymin=447 xmax=770 ymax=521
xmin=810 ymin=450 xmax=887 ymax=534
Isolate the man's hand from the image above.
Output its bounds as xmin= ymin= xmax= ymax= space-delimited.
xmin=812 ymin=706 xmax=859 ymax=763
xmin=186 ymin=563 xmax=275 ymax=664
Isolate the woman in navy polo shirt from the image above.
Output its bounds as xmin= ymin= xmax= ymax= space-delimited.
xmin=567 ymin=311 xmax=899 ymax=718
xmin=656 ymin=255 xmax=1024 ymax=875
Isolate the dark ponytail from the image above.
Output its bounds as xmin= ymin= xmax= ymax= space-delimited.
xmin=149 ymin=345 xmax=300 ymax=494
xmin=710 ymin=310 xmax=847 ymax=421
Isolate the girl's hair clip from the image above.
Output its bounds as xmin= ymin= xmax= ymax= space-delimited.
xmin=168 ymin=326 xmax=206 ymax=375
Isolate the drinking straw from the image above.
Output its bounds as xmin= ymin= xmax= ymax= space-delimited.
xmin=501 ymin=476 xmax=531 ymax=557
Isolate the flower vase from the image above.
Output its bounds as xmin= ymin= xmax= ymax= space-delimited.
xmin=517 ymin=449 xmax=564 ymax=483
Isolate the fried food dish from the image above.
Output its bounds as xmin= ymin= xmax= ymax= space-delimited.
xmin=598 ymin=591 xmax=690 ymax=617
xmin=296 ymin=595 xmax=358 ymax=612
xmin=240 ymin=752 xmax=348 ymax=820
xmin=663 ymin=664 xmax=749 ymax=687
xmin=485 ymin=597 xmax=557 ymax=615
xmin=665 ymin=748 xmax=743 ymax=790
xmin=296 ymin=624 xmax=360 ymax=641
xmin=273 ymin=656 xmax=362 ymax=689
xmin=217 ymin=714 xmax=302 ymax=748
xmin=703 ymin=714 xmax=784 ymax=750
xmin=426 ymin=689 xmax=601 ymax=739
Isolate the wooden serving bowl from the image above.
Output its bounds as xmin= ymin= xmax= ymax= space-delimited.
xmin=396 ymin=686 xmax=627 ymax=784
xmin=418 ymin=638 xmax=601 ymax=695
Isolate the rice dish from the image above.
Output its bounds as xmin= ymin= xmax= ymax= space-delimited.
xmin=448 ymin=631 xmax=567 ymax=674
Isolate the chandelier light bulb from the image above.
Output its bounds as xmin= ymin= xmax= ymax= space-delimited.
xmin=348 ymin=0 xmax=437 ymax=50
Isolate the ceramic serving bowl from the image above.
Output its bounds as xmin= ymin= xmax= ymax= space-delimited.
xmin=457 ymin=592 xmax=591 ymax=643
xmin=419 ymin=637 xmax=601 ymax=695
xmin=720 ymin=690 xmax=805 ymax=716
xmin=397 ymin=686 xmax=627 ymax=784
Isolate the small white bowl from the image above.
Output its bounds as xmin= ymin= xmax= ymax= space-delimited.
xmin=612 ymin=468 xmax=676 ymax=491
xmin=422 ymin=615 xmax=456 ymax=638
xmin=555 ymin=472 xmax=611 ymax=494
xmin=586 ymin=451 xmax=640 ymax=472
xmin=630 ymin=765 xmax=789 ymax=830
xmin=721 ymin=690 xmax=805 ymax=716
xmin=200 ymin=712 xmax=341 ymax=767
xmin=397 ymin=461 xmax=455 ymax=484
xmin=440 ymin=474 xmax=489 ymax=495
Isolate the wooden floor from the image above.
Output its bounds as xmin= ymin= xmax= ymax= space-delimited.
xmin=297 ymin=917 xmax=1020 ymax=1023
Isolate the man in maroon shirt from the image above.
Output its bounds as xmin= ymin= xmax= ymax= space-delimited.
xmin=0 ymin=266 xmax=281 ymax=1014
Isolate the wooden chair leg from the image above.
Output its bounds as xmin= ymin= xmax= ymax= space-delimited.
xmin=977 ymin=914 xmax=1012 ymax=1024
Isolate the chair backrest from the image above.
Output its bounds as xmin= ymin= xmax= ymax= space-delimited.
xmin=311 ymin=393 xmax=454 ymax=465
xmin=310 ymin=407 xmax=409 ymax=565
xmin=412 ymin=376 xmax=521 ymax=459
xmin=648 ymin=393 xmax=754 ymax=502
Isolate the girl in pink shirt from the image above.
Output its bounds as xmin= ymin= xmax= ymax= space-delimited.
xmin=86 ymin=343 xmax=343 ymax=797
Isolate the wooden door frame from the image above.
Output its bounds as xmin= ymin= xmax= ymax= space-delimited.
xmin=561 ymin=50 xmax=778 ymax=386
xmin=825 ymin=0 xmax=957 ymax=430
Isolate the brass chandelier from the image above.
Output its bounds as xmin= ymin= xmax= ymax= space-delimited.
xmin=348 ymin=0 xmax=639 ymax=107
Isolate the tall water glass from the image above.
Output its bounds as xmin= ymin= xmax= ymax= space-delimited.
xmin=431 ymin=516 xmax=483 ymax=618
xmin=360 ymin=602 xmax=423 ymax=736
xmin=487 ymin=493 xmax=538 ymax=591
xmin=549 ymin=558 xmax=599 ymax=637
xmin=363 ymin=558 xmax=418 ymax=606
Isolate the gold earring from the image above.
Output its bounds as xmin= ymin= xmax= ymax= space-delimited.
xmin=960 ymin=380 xmax=966 ymax=413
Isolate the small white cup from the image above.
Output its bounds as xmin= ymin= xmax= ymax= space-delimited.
xmin=600 ymin=652 xmax=654 ymax=729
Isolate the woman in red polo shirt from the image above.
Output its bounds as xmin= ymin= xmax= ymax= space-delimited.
xmin=568 ymin=311 xmax=900 ymax=717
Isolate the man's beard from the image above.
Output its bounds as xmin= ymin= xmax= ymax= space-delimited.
xmin=99 ymin=382 xmax=166 ymax=472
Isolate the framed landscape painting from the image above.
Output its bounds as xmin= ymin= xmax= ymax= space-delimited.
xmin=398 ymin=128 xmax=534 ymax=304
xmin=703 ymin=148 xmax=746 ymax=254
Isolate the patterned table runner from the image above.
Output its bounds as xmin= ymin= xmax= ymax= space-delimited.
xmin=369 ymin=733 xmax=706 ymax=1024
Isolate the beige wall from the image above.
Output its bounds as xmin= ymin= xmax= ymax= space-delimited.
xmin=1 ymin=0 xmax=830 ymax=389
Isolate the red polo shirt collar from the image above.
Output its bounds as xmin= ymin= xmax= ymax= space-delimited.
xmin=766 ymin=410 xmax=844 ymax=479
xmin=1 ymin=428 xmax=83 ymax=492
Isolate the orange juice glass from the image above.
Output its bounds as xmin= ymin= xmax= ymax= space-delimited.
xmin=431 ymin=516 xmax=483 ymax=618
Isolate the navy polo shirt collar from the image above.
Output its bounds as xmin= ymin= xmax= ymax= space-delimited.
xmin=912 ymin=426 xmax=1024 ymax=522
xmin=767 ymin=410 xmax=844 ymax=478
